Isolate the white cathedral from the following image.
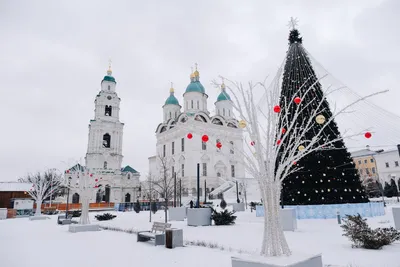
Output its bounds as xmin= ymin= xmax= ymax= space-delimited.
xmin=148 ymin=67 xmax=245 ymax=200
xmin=66 ymin=66 xmax=140 ymax=204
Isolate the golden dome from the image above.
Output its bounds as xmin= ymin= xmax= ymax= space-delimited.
xmin=190 ymin=72 xmax=195 ymax=78
xmin=194 ymin=70 xmax=199 ymax=77
xmin=170 ymin=87 xmax=174 ymax=93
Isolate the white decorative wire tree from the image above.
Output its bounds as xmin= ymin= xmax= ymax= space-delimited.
xmin=64 ymin=165 xmax=96 ymax=225
xmin=214 ymin=76 xmax=386 ymax=257
xmin=20 ymin=170 xmax=63 ymax=216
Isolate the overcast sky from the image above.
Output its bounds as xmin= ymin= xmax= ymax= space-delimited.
xmin=1 ymin=0 xmax=399 ymax=182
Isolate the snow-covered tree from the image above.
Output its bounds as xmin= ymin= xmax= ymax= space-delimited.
xmin=19 ymin=170 xmax=63 ymax=216
xmin=148 ymin=155 xmax=180 ymax=223
xmin=64 ymin=164 xmax=96 ymax=225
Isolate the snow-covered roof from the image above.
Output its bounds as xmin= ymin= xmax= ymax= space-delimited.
xmin=0 ymin=182 xmax=33 ymax=192
xmin=350 ymin=149 xmax=378 ymax=158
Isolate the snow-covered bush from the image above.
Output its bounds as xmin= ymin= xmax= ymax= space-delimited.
xmin=341 ymin=214 xmax=400 ymax=249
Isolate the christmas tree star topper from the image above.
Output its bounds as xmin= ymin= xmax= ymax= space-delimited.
xmin=287 ymin=17 xmax=299 ymax=30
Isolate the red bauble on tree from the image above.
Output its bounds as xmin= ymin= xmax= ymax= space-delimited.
xmin=90 ymin=174 xmax=93 ymax=177
xmin=66 ymin=170 xmax=70 ymax=174
xmin=273 ymin=105 xmax=281 ymax=113
xmin=202 ymin=135 xmax=209 ymax=142
xmin=187 ymin=133 xmax=193 ymax=139
xmin=251 ymin=141 xmax=255 ymax=146
xmin=365 ymin=132 xmax=372 ymax=139
xmin=277 ymin=139 xmax=281 ymax=145
xmin=216 ymin=142 xmax=222 ymax=149
xmin=281 ymin=128 xmax=286 ymax=134
xmin=293 ymin=161 xmax=297 ymax=165
xmin=294 ymin=97 xmax=302 ymax=104
xmin=95 ymin=179 xmax=98 ymax=182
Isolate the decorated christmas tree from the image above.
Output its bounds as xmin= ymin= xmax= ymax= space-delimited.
xmin=278 ymin=24 xmax=368 ymax=205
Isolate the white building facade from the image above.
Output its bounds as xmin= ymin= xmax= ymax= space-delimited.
xmin=66 ymin=66 xmax=140 ymax=204
xmin=149 ymin=68 xmax=245 ymax=200
xmin=374 ymin=148 xmax=400 ymax=187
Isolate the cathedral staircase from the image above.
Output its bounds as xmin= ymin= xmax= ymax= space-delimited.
xmin=209 ymin=180 xmax=235 ymax=198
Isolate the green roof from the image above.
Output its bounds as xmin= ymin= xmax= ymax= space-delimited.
xmin=66 ymin=163 xmax=85 ymax=173
xmin=217 ymin=90 xmax=231 ymax=102
xmin=103 ymin=75 xmax=116 ymax=83
xmin=185 ymin=81 xmax=205 ymax=94
xmin=165 ymin=94 xmax=180 ymax=105
xmin=121 ymin=165 xmax=138 ymax=173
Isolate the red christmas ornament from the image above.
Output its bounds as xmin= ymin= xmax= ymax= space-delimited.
xmin=281 ymin=128 xmax=286 ymax=134
xmin=293 ymin=161 xmax=297 ymax=165
xmin=202 ymin=135 xmax=209 ymax=142
xmin=294 ymin=97 xmax=301 ymax=104
xmin=364 ymin=132 xmax=372 ymax=139
xmin=273 ymin=105 xmax=281 ymax=113
xmin=187 ymin=133 xmax=193 ymax=139
xmin=94 ymin=185 xmax=98 ymax=188
xmin=95 ymin=179 xmax=98 ymax=182
xmin=216 ymin=142 xmax=222 ymax=149
xmin=66 ymin=170 xmax=70 ymax=174
xmin=90 ymin=174 xmax=93 ymax=177
xmin=277 ymin=139 xmax=281 ymax=145
xmin=251 ymin=141 xmax=255 ymax=146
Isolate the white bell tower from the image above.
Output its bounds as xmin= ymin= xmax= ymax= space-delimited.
xmin=85 ymin=62 xmax=124 ymax=172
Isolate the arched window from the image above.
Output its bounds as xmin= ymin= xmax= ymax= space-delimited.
xmin=127 ymin=173 xmax=131 ymax=179
xmin=108 ymin=85 xmax=110 ymax=90
xmin=72 ymin=193 xmax=80 ymax=204
xmin=125 ymin=193 xmax=131 ymax=203
xmin=169 ymin=112 xmax=172 ymax=119
xmin=217 ymin=172 xmax=221 ymax=177
xmin=191 ymin=100 xmax=193 ymax=109
xmin=229 ymin=110 xmax=230 ymax=116
xmin=197 ymin=101 xmax=199 ymax=109
xmin=103 ymin=133 xmax=111 ymax=148
xmin=223 ymin=109 xmax=225 ymax=116
xmin=105 ymin=105 xmax=112 ymax=116
xmin=104 ymin=161 xmax=107 ymax=169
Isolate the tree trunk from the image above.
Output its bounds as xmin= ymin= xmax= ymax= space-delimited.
xmin=164 ymin=198 xmax=168 ymax=223
xmin=260 ymin=182 xmax=291 ymax=256
xmin=80 ymin=195 xmax=90 ymax=225
xmin=35 ymin=200 xmax=42 ymax=216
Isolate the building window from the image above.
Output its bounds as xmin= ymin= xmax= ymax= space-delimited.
xmin=197 ymin=101 xmax=199 ymax=109
xmin=175 ymin=111 xmax=177 ymax=118
xmin=223 ymin=109 xmax=225 ymax=116
xmin=217 ymin=172 xmax=221 ymax=177
xmin=108 ymin=85 xmax=110 ymax=90
xmin=202 ymin=141 xmax=206 ymax=150
xmin=366 ymin=168 xmax=370 ymax=174
xmin=364 ymin=159 xmax=367 ymax=164
xmin=372 ymin=167 xmax=376 ymax=174
xmin=163 ymin=144 xmax=166 ymax=157
xmin=172 ymin=142 xmax=175 ymax=155
xmin=385 ymin=162 xmax=390 ymax=168
xmin=103 ymin=133 xmax=111 ymax=148
xmin=230 ymin=141 xmax=234 ymax=154
xmin=169 ymin=112 xmax=172 ymax=119
xmin=191 ymin=100 xmax=193 ymax=109
xmin=181 ymin=138 xmax=184 ymax=152
xmin=370 ymin=158 xmax=374 ymax=163
xmin=105 ymin=105 xmax=112 ymax=116
xmin=104 ymin=161 xmax=107 ymax=169
xmin=181 ymin=164 xmax=184 ymax=177
xmin=202 ymin=163 xmax=207 ymax=176
xmin=395 ymin=161 xmax=399 ymax=167
xmin=231 ymin=165 xmax=235 ymax=177
xmin=217 ymin=109 xmax=220 ymax=115
xmin=358 ymin=160 xmax=361 ymax=165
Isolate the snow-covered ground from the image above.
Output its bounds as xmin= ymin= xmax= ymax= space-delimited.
xmin=0 ymin=204 xmax=399 ymax=267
